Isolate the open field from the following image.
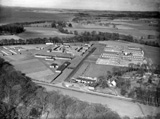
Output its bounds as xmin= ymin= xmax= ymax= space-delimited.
xmin=3 ymin=54 xmax=31 ymax=61
xmin=99 ymin=40 xmax=142 ymax=47
xmin=18 ymin=27 xmax=74 ymax=39
xmin=83 ymin=63 xmax=114 ymax=77
xmin=10 ymin=58 xmax=58 ymax=82
xmin=73 ymin=62 xmax=90 ymax=78
xmin=26 ymin=69 xmax=55 ymax=82
xmin=73 ymin=62 xmax=114 ymax=78
xmin=110 ymin=19 xmax=159 ymax=29
xmin=66 ymin=18 xmax=159 ymax=43
xmin=66 ymin=26 xmax=159 ymax=40
xmin=0 ymin=35 xmax=22 ymax=40
xmin=12 ymin=59 xmax=48 ymax=74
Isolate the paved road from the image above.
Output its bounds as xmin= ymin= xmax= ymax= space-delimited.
xmin=34 ymin=81 xmax=145 ymax=118
xmin=34 ymin=79 xmax=160 ymax=118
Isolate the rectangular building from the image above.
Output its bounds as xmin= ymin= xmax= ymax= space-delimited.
xmin=55 ymin=61 xmax=70 ymax=73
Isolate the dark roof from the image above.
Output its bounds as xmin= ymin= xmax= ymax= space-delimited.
xmin=51 ymin=63 xmax=58 ymax=66
xmin=56 ymin=61 xmax=70 ymax=72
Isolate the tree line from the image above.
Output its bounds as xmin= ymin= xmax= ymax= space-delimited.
xmin=0 ymin=24 xmax=25 ymax=35
xmin=0 ymin=30 xmax=160 ymax=48
xmin=73 ymin=11 xmax=160 ymax=21
xmin=74 ymin=31 xmax=160 ymax=47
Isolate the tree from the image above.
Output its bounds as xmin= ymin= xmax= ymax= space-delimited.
xmin=121 ymin=88 xmax=127 ymax=96
xmin=0 ymin=101 xmax=18 ymax=119
xmin=68 ymin=23 xmax=72 ymax=27
xmin=51 ymin=21 xmax=57 ymax=28
xmin=74 ymin=30 xmax=78 ymax=35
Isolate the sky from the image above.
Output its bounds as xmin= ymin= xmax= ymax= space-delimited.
xmin=1 ymin=0 xmax=160 ymax=11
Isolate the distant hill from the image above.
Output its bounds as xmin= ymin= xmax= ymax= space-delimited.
xmin=0 ymin=6 xmax=73 ymax=24
xmin=0 ymin=6 xmax=159 ymax=24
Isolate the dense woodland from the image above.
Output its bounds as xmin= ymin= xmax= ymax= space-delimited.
xmin=0 ymin=24 xmax=25 ymax=35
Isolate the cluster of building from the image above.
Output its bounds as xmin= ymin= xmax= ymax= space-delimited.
xmin=0 ymin=46 xmax=18 ymax=56
xmin=96 ymin=44 xmax=144 ymax=67
xmin=72 ymin=76 xmax=97 ymax=84
xmin=71 ymin=75 xmax=117 ymax=89
xmin=52 ymin=61 xmax=71 ymax=73
xmin=46 ymin=43 xmax=92 ymax=56
xmin=34 ymin=54 xmax=73 ymax=61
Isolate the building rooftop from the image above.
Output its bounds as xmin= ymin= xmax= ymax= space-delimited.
xmin=56 ymin=61 xmax=70 ymax=72
xmin=102 ymin=52 xmax=119 ymax=55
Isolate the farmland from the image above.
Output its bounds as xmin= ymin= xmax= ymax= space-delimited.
xmin=18 ymin=27 xmax=74 ymax=39
xmin=0 ymin=35 xmax=22 ymax=40
xmin=66 ymin=21 xmax=159 ymax=40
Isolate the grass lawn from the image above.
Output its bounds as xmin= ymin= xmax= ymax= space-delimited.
xmin=12 ymin=59 xmax=48 ymax=74
xmin=83 ymin=63 xmax=114 ymax=77
xmin=26 ymin=69 xmax=55 ymax=82
xmin=4 ymin=54 xmax=30 ymax=61
xmin=73 ymin=62 xmax=90 ymax=78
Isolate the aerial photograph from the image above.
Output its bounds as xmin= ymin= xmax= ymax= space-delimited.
xmin=0 ymin=0 xmax=160 ymax=119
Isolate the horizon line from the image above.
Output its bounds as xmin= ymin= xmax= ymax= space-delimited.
xmin=1 ymin=5 xmax=160 ymax=12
